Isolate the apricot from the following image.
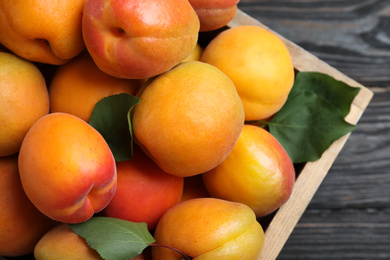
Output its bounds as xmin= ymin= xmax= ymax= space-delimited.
xmin=201 ymin=25 xmax=295 ymax=121
xmin=0 ymin=155 xmax=57 ymax=257
xmin=49 ymin=52 xmax=142 ymax=122
xmin=152 ymin=198 xmax=264 ymax=259
xmin=132 ymin=61 xmax=245 ymax=177
xmin=0 ymin=0 xmax=85 ymax=64
xmin=0 ymin=51 xmax=49 ymax=157
xmin=82 ymin=0 xmax=200 ymax=79
xmin=18 ymin=112 xmax=117 ymax=223
xmin=188 ymin=0 xmax=239 ymax=32
xmin=34 ymin=224 xmax=104 ymax=260
xmin=34 ymin=223 xmax=147 ymax=260
xmin=203 ymin=124 xmax=296 ymax=217
xmin=102 ymin=145 xmax=184 ymax=230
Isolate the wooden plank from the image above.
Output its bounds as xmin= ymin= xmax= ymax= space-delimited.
xmin=278 ymin=209 xmax=390 ymax=259
xmin=228 ymin=9 xmax=374 ymax=260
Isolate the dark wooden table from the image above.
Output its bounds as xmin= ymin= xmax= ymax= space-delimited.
xmin=237 ymin=1 xmax=390 ymax=259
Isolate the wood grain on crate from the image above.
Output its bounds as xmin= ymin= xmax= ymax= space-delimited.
xmin=228 ymin=10 xmax=374 ymax=260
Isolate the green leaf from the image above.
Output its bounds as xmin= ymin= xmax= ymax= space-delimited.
xmin=268 ymin=90 xmax=356 ymax=163
xmin=89 ymin=93 xmax=140 ymax=162
xmin=290 ymin=71 xmax=360 ymax=117
xmin=70 ymin=217 xmax=155 ymax=260
xmin=263 ymin=71 xmax=361 ymax=163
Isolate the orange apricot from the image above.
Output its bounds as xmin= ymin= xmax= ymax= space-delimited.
xmin=0 ymin=155 xmax=57 ymax=257
xmin=49 ymin=52 xmax=142 ymax=122
xmin=201 ymin=25 xmax=295 ymax=121
xmin=0 ymin=0 xmax=85 ymax=64
xmin=132 ymin=61 xmax=245 ymax=177
xmin=18 ymin=112 xmax=117 ymax=223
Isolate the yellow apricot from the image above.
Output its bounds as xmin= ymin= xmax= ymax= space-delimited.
xmin=34 ymin=223 xmax=146 ymax=260
xmin=152 ymin=198 xmax=264 ymax=259
xmin=0 ymin=51 xmax=49 ymax=156
xmin=201 ymin=25 xmax=295 ymax=121
xmin=34 ymin=224 xmax=104 ymax=260
xmin=202 ymin=124 xmax=296 ymax=217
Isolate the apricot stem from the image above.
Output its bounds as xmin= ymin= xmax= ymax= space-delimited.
xmin=148 ymin=243 xmax=192 ymax=260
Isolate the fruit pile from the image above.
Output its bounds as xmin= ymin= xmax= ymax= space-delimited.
xmin=0 ymin=0 xmax=298 ymax=259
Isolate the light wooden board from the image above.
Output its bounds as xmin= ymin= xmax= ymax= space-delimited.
xmin=228 ymin=9 xmax=374 ymax=260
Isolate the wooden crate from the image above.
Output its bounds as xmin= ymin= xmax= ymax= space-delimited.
xmin=226 ymin=10 xmax=374 ymax=260
xmin=0 ymin=9 xmax=373 ymax=260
